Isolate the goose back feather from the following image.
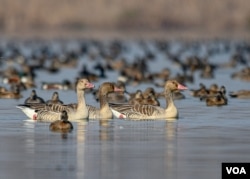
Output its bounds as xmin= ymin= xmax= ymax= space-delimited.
xmin=17 ymin=78 xmax=94 ymax=121
xmin=110 ymin=80 xmax=187 ymax=120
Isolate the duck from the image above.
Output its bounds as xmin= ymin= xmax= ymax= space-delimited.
xmin=0 ymin=85 xmax=23 ymax=99
xmin=208 ymin=84 xmax=219 ymax=95
xmin=128 ymin=89 xmax=160 ymax=106
xmin=200 ymin=64 xmax=215 ymax=79
xmin=143 ymin=93 xmax=160 ymax=106
xmin=24 ymin=89 xmax=45 ymax=104
xmin=41 ymin=80 xmax=73 ymax=90
xmin=200 ymin=85 xmax=227 ymax=101
xmin=87 ymin=82 xmax=123 ymax=119
xmin=110 ymin=80 xmax=188 ymax=120
xmin=190 ymin=83 xmax=208 ymax=97
xmin=200 ymin=86 xmax=227 ymax=106
xmin=128 ymin=90 xmax=144 ymax=105
xmin=46 ymin=91 xmax=64 ymax=104
xmin=229 ymin=90 xmax=250 ymax=99
xmin=231 ymin=67 xmax=250 ymax=81
xmin=49 ymin=110 xmax=73 ymax=133
xmin=142 ymin=87 xmax=157 ymax=99
xmin=205 ymin=93 xmax=227 ymax=106
xmin=16 ymin=78 xmax=94 ymax=121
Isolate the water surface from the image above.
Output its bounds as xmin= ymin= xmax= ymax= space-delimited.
xmin=0 ymin=40 xmax=250 ymax=179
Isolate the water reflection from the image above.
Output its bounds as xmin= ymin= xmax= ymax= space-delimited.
xmin=76 ymin=119 xmax=88 ymax=179
xmin=82 ymin=119 xmax=178 ymax=179
xmin=23 ymin=119 xmax=36 ymax=155
xmin=21 ymin=119 xmax=89 ymax=179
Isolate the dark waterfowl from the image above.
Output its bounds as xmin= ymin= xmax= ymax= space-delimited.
xmin=24 ymin=89 xmax=45 ymax=104
xmin=46 ymin=91 xmax=64 ymax=104
xmin=49 ymin=110 xmax=73 ymax=133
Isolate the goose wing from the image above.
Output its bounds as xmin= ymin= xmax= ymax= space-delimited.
xmin=86 ymin=105 xmax=100 ymax=119
xmin=17 ymin=103 xmax=76 ymax=113
xmin=110 ymin=103 xmax=163 ymax=118
xmin=35 ymin=110 xmax=61 ymax=121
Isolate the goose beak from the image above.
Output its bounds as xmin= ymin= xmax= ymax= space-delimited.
xmin=114 ymin=87 xmax=123 ymax=92
xmin=178 ymin=84 xmax=188 ymax=90
xmin=86 ymin=82 xmax=95 ymax=89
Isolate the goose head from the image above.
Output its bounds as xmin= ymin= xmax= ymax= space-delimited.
xmin=99 ymin=82 xmax=123 ymax=96
xmin=165 ymin=80 xmax=188 ymax=93
xmin=76 ymin=78 xmax=94 ymax=91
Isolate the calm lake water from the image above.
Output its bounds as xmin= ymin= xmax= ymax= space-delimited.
xmin=0 ymin=39 xmax=250 ymax=179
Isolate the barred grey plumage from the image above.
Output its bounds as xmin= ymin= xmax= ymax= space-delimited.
xmin=110 ymin=80 xmax=188 ymax=120
xmin=17 ymin=78 xmax=94 ymax=121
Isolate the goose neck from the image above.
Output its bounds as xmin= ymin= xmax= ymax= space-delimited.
xmin=165 ymin=89 xmax=174 ymax=108
xmin=99 ymin=94 xmax=109 ymax=109
xmin=76 ymin=89 xmax=86 ymax=109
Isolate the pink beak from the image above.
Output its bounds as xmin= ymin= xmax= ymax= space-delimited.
xmin=114 ymin=87 xmax=123 ymax=92
xmin=178 ymin=83 xmax=188 ymax=90
xmin=86 ymin=82 xmax=95 ymax=89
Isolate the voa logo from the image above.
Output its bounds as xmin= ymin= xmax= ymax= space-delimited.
xmin=226 ymin=167 xmax=246 ymax=175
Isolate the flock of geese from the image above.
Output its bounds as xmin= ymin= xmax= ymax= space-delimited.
xmin=0 ymin=39 xmax=250 ymax=132
xmin=16 ymin=78 xmax=188 ymax=131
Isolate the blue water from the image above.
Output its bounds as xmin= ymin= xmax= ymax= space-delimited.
xmin=0 ymin=39 xmax=250 ymax=179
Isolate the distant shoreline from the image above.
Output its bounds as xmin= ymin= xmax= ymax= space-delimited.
xmin=1 ymin=29 xmax=250 ymax=41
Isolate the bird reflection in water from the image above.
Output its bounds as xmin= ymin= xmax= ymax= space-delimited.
xmin=99 ymin=118 xmax=113 ymax=141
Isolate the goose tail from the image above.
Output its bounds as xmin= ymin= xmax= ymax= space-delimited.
xmin=111 ymin=108 xmax=126 ymax=119
xmin=16 ymin=105 xmax=37 ymax=119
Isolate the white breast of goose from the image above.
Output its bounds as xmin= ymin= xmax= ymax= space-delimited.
xmin=100 ymin=105 xmax=113 ymax=119
xmin=164 ymin=103 xmax=178 ymax=119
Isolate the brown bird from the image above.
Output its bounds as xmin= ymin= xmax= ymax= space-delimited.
xmin=49 ymin=110 xmax=73 ymax=133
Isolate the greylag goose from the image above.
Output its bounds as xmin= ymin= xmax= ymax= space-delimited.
xmin=16 ymin=78 xmax=94 ymax=121
xmin=46 ymin=91 xmax=64 ymax=104
xmin=49 ymin=110 xmax=73 ymax=132
xmin=107 ymin=81 xmax=128 ymax=103
xmin=87 ymin=82 xmax=123 ymax=119
xmin=24 ymin=89 xmax=45 ymax=104
xmin=94 ymin=81 xmax=128 ymax=103
xmin=110 ymin=80 xmax=188 ymax=120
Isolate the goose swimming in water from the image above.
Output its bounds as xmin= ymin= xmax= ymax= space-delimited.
xmin=16 ymin=78 xmax=94 ymax=121
xmin=110 ymin=80 xmax=188 ymax=120
xmin=87 ymin=82 xmax=123 ymax=119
